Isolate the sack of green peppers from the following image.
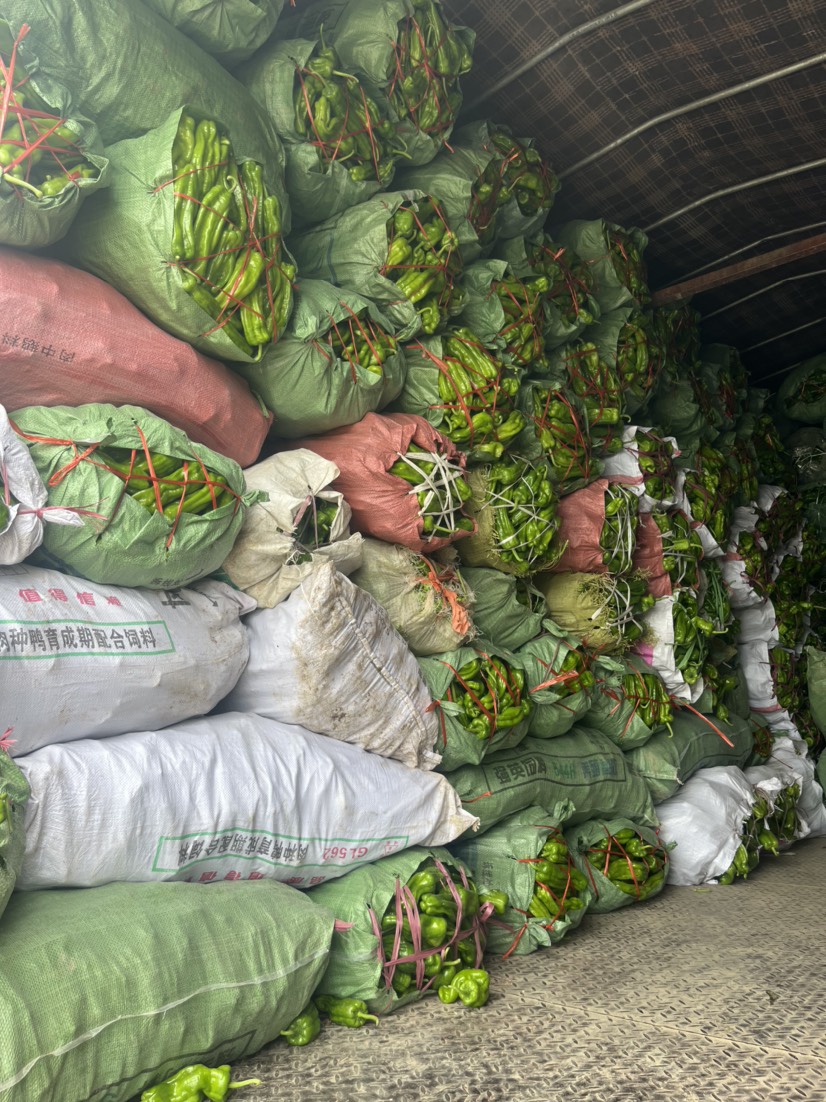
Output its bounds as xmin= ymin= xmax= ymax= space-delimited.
xmin=713 ymin=771 xmax=806 ymax=886
xmin=625 ymin=709 xmax=754 ymax=805
xmin=515 ymin=619 xmax=597 ymax=738
xmin=0 ymin=750 xmax=28 ymax=925
xmin=538 ymin=570 xmax=654 ymax=654
xmin=450 ymin=803 xmax=595 ymax=956
xmin=0 ymin=21 xmax=108 ymax=247
xmin=60 ymin=106 xmax=295 ymax=364
xmin=391 ymin=327 xmax=525 ymax=462
xmin=515 ymin=381 xmax=604 ymax=491
xmin=778 ymin=352 xmax=826 ymax=425
xmin=721 ymin=506 xmax=770 ymax=610
xmin=307 ymin=847 xmax=497 ymax=1016
xmin=13 ymin=403 xmax=252 ymax=590
xmin=566 ymin=818 xmax=670 ymax=912
xmin=291 ymin=0 xmax=475 ymax=165
xmin=458 ymin=260 xmax=552 ymax=375
xmin=542 ymin=341 xmax=627 ymax=457
xmin=442 ymin=725 xmax=659 ymax=837
xmin=695 ymin=661 xmax=749 ymax=725
xmin=455 ymin=456 xmax=564 ymax=576
xmin=635 ymin=590 xmax=711 ymax=703
xmin=632 ymin=510 xmax=704 ymax=599
xmin=350 ymin=537 xmax=475 ymax=656
xmin=221 ymin=449 xmax=363 ymax=608
xmin=288 ymin=190 xmax=464 ymax=338
xmin=752 ymin=413 xmax=794 ymax=486
xmin=549 ymin=478 xmax=640 ymax=576
xmin=697 ymin=344 xmax=749 ymax=433
xmin=237 ymin=37 xmax=402 ymax=227
xmin=586 ymin=656 xmax=675 ymax=749
xmin=644 ymin=372 xmax=707 ymax=466
xmin=555 ymin=218 xmax=649 ymax=314
xmin=679 ymin=449 xmax=737 ymax=556
xmin=587 ymin=308 xmax=666 ymax=416
xmin=602 ymin=426 xmax=682 ymax=513
xmin=417 ymin=642 xmax=533 ymax=771
xmin=653 ymin=302 xmax=702 ymax=374
xmin=457 ymin=567 xmax=546 ymax=651
xmin=233 ymin=279 xmax=405 ymax=438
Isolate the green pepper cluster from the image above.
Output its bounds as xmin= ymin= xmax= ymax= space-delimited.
xmin=732 ymin=529 xmax=770 ymax=595
xmin=728 ymin=438 xmax=759 ymax=506
xmin=0 ymin=27 xmax=100 ymax=200
xmin=672 ymin=588 xmax=714 ymax=685
xmin=718 ymin=785 xmax=799 ymax=885
xmin=770 ymin=646 xmax=805 ymax=717
xmin=386 ymin=0 xmax=472 ymax=141
xmin=482 ymin=457 xmax=563 ymax=570
xmin=327 ymin=311 xmax=399 ymax=378
xmin=527 ymin=385 xmax=602 ymax=486
xmin=546 ymin=647 xmax=596 ymax=698
xmin=558 ymin=341 xmax=625 ymax=454
xmin=700 ymin=561 xmax=735 ymax=638
xmin=683 ymin=445 xmax=737 ymax=545
xmin=95 ymin=446 xmax=233 ymax=522
xmin=172 ymin=113 xmax=295 ymax=358
xmin=525 ymin=236 xmax=598 ymax=329
xmin=616 ymin=312 xmax=664 ymax=404
xmin=292 ymin=497 xmax=339 ymax=559
xmin=600 ymin=484 xmax=639 ymax=575
xmin=527 ymin=832 xmax=588 ymax=926
xmin=585 ymin=827 xmax=667 ymax=902
xmin=622 ymin=668 xmax=673 ymax=734
xmin=753 ymin=413 xmax=792 ymax=485
xmin=653 ymin=304 xmax=701 ymax=373
xmin=443 ymin=650 xmax=532 ymax=740
xmin=380 ymin=861 xmax=498 ymax=1002
xmin=607 ymin=226 xmax=650 ymax=305
xmin=700 ymin=662 xmax=738 ymax=724
xmin=651 ymin=510 xmax=703 ymax=589
xmin=384 ymin=199 xmax=464 ymax=334
xmin=388 ymin=443 xmax=474 ymax=540
xmin=486 ymin=129 xmax=559 ymax=218
xmin=140 ymin=1064 xmax=260 ymax=1102
xmin=633 ymin=431 xmax=677 ymax=503
xmin=758 ymin=492 xmax=803 ymax=557
xmin=429 ymin=327 xmax=524 ymax=461
xmin=494 ymin=274 xmax=551 ymax=373
xmin=293 ymin=42 xmax=399 ymax=185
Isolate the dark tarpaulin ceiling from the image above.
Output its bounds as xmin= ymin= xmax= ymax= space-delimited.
xmin=444 ymin=0 xmax=826 ymax=385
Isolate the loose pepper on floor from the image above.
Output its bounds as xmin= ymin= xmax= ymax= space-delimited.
xmin=436 ymin=967 xmax=490 ymax=1008
xmin=280 ymin=1003 xmax=322 ymax=1047
xmin=314 ymin=995 xmax=379 ymax=1028
xmin=140 ymin=1064 xmax=261 ymax=1102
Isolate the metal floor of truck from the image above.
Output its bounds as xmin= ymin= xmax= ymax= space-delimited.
xmin=232 ymin=837 xmax=826 ymax=1102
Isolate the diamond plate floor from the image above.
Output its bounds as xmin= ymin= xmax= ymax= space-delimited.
xmin=232 ymin=838 xmax=826 ymax=1102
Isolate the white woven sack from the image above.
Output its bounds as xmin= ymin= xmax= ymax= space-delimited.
xmin=0 ymin=563 xmax=254 ymax=755
xmin=221 ymin=561 xmax=441 ymax=770
xmin=657 ymin=766 xmax=755 ymax=885
xmin=635 ymin=595 xmax=704 ymax=703
xmin=601 ymin=425 xmax=681 ymax=512
xmin=17 ymin=711 xmax=478 ymax=890
xmin=222 ymin=449 xmax=363 ymax=607
xmin=768 ymin=736 xmax=826 ymax=837
xmin=733 ymin=598 xmax=779 ymax=646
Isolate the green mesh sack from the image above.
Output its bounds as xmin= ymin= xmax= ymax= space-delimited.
xmin=458 ymin=567 xmax=545 ymax=651
xmin=418 ymin=642 xmax=533 ymax=772
xmin=0 ymin=20 xmax=109 ymax=247
xmin=779 ymin=354 xmax=826 ymax=425
xmin=0 ymin=0 xmax=281 ymax=171
xmin=13 ymin=403 xmax=252 ymax=589
xmin=555 ymin=219 xmax=649 ymax=314
xmin=142 ymin=0 xmax=283 ymax=65
xmin=516 ymin=619 xmax=595 ymax=738
xmin=0 ymin=879 xmax=334 ymax=1102
xmin=0 ymin=750 xmax=28 ymax=925
xmin=307 ymin=846 xmax=490 ymax=1016
xmin=566 ymin=817 xmax=669 ymax=913
xmin=451 ymin=803 xmax=595 ymax=955
xmin=624 ymin=710 xmax=754 ymax=804
xmin=443 ymin=726 xmax=658 ymax=837
xmin=234 ymin=280 xmax=406 ymax=438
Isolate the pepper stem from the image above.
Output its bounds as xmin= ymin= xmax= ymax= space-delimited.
xmin=229 ymin=1080 xmax=263 ymax=1090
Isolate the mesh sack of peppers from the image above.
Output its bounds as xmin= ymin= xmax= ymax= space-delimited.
xmin=555 ymin=218 xmax=649 ymax=314
xmin=307 ymin=847 xmax=497 ymax=1016
xmin=394 ymin=327 xmax=525 ymax=462
xmin=142 ymin=0 xmax=283 ymax=66
xmin=459 ymin=260 xmax=552 ymax=375
xmin=293 ymin=411 xmax=474 ymax=552
xmin=417 ymin=643 xmax=533 ymax=771
xmin=587 ymin=307 xmax=666 ymax=416
xmin=221 ymin=449 xmax=362 ymax=609
xmin=644 ymin=370 xmax=707 ymax=467
xmin=494 ymin=233 xmax=600 ymax=349
xmin=61 ymin=106 xmax=295 ymax=363
xmin=602 ymin=425 xmax=682 ymax=513
xmin=778 ymin=352 xmax=826 ymax=425
xmin=350 ymin=537 xmax=475 ymax=656
xmin=586 ymin=655 xmax=676 ymax=750
xmin=632 ymin=510 xmax=704 ymax=599
xmin=544 ymin=340 xmax=626 ymax=456
xmin=288 ymin=190 xmax=463 ymax=338
xmin=237 ymin=37 xmax=404 ymax=227
xmin=0 ymin=751 xmax=28 ymax=919
xmin=451 ymin=802 xmax=595 ymax=956
xmin=0 ymin=21 xmax=108 ymax=247
xmin=566 ymin=818 xmax=670 ymax=912
xmin=454 ymin=456 xmax=564 ymax=576
xmin=291 ymin=0 xmax=474 ymax=165
xmin=442 ymin=725 xmax=659 ymax=837
xmin=12 ymin=403 xmax=251 ymax=590
xmin=537 ymin=570 xmax=654 ymax=655
xmin=515 ymin=619 xmax=597 ymax=738
xmin=767 ymin=559 xmax=811 ymax=653
xmin=515 ymin=381 xmax=603 ymax=491
xmin=458 ymin=567 xmax=546 ymax=651
xmin=549 ymin=479 xmax=640 ymax=577
xmin=625 ymin=709 xmax=754 ymax=805
xmin=233 ymin=279 xmax=405 ymax=438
